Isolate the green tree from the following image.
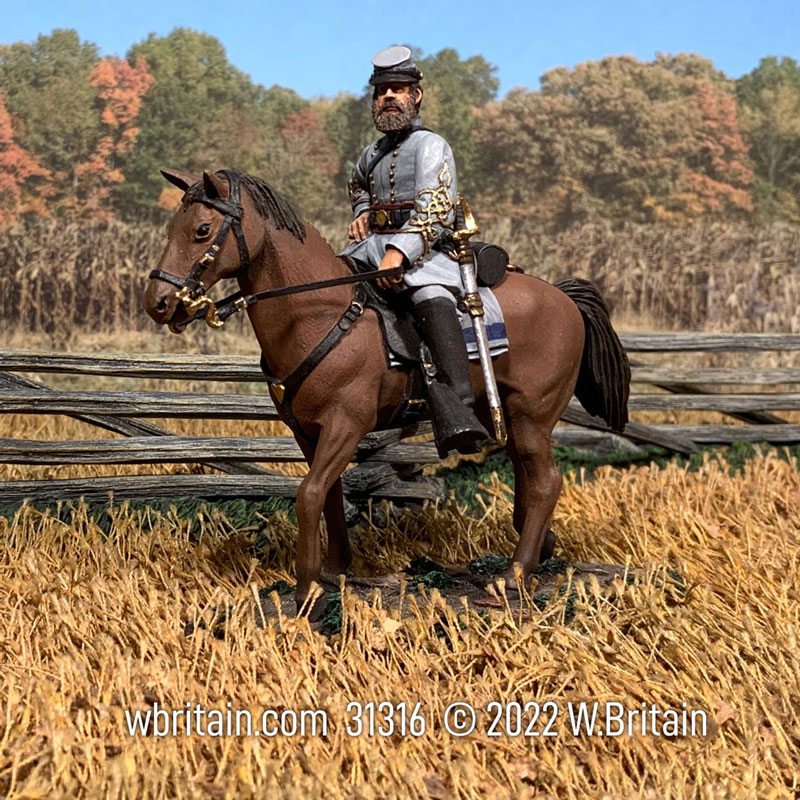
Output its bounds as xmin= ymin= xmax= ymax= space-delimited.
xmin=737 ymin=57 xmax=800 ymax=220
xmin=414 ymin=48 xmax=499 ymax=196
xmin=0 ymin=29 xmax=101 ymax=208
xmin=119 ymin=28 xmax=306 ymax=215
xmin=322 ymin=90 xmax=374 ymax=202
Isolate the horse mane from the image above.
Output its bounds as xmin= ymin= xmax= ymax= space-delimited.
xmin=185 ymin=169 xmax=307 ymax=243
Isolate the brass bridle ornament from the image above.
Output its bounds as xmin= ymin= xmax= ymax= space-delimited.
xmin=148 ymin=171 xmax=252 ymax=333
xmin=171 ymin=286 xmax=225 ymax=332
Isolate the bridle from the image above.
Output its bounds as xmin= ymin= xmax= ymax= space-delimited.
xmin=149 ymin=172 xmax=251 ymax=331
xmin=148 ymin=172 xmax=401 ymax=333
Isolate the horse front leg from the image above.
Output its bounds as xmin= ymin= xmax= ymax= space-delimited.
xmin=295 ymin=440 xmax=352 ymax=591
xmin=321 ymin=478 xmax=352 ymax=584
xmin=294 ymin=425 xmax=361 ymax=619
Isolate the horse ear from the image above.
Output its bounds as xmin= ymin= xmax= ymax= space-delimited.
xmin=160 ymin=168 xmax=198 ymax=191
xmin=203 ymin=170 xmax=229 ymax=200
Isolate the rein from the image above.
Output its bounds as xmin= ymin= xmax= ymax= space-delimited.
xmin=148 ymin=171 xmax=402 ymax=333
xmin=167 ymin=264 xmax=404 ymax=333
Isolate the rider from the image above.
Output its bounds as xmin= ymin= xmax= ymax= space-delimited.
xmin=340 ymin=45 xmax=490 ymax=455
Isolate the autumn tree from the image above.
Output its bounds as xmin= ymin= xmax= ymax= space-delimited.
xmin=474 ymin=54 xmax=753 ymax=227
xmin=71 ymin=56 xmax=154 ymax=218
xmin=256 ymin=106 xmax=340 ymax=223
xmin=0 ymin=30 xmax=100 ymax=211
xmin=0 ymin=90 xmax=50 ymax=227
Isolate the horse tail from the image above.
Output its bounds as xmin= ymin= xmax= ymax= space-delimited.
xmin=554 ymin=277 xmax=631 ymax=432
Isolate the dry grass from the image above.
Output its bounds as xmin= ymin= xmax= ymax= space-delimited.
xmin=0 ymin=450 xmax=797 ymax=798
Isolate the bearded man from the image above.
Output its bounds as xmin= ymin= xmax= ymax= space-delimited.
xmin=340 ymin=46 xmax=490 ymax=455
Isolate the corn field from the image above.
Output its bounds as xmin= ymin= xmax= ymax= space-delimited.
xmin=1 ymin=219 xmax=799 ymax=348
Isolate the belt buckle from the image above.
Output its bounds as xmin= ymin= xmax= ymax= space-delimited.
xmin=374 ymin=209 xmax=389 ymax=227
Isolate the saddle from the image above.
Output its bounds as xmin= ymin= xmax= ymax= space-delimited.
xmin=260 ymin=250 xmax=511 ymax=440
xmin=342 ymin=248 xmax=509 ymax=429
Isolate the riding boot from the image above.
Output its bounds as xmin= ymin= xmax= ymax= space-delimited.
xmin=412 ymin=297 xmax=491 ymax=457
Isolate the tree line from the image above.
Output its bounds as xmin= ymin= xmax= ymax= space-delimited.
xmin=1 ymin=28 xmax=799 ymax=230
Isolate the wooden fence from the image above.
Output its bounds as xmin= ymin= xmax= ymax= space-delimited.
xmin=0 ymin=332 xmax=798 ymax=506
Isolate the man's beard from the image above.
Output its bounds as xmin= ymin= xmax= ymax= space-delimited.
xmin=372 ymin=98 xmax=418 ymax=132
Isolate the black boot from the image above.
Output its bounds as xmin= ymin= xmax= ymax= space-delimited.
xmin=412 ymin=297 xmax=491 ymax=457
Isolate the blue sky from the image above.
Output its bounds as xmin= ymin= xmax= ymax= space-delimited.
xmin=2 ymin=0 xmax=798 ymax=98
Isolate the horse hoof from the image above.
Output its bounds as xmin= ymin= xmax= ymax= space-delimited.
xmin=540 ymin=530 xmax=557 ymax=562
xmin=295 ymin=590 xmax=328 ymax=622
xmin=495 ymin=571 xmax=522 ymax=600
xmin=319 ymin=569 xmax=347 ymax=592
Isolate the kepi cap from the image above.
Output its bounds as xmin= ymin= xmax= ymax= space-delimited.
xmin=369 ymin=45 xmax=423 ymax=85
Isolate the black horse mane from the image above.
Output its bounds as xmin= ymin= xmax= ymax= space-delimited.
xmin=185 ymin=169 xmax=306 ymax=243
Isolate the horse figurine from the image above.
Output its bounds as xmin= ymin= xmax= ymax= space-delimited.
xmin=144 ymin=168 xmax=630 ymax=618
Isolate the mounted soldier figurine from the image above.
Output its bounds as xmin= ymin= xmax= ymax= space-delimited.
xmin=340 ymin=46 xmax=495 ymax=457
xmin=143 ymin=45 xmax=631 ymax=618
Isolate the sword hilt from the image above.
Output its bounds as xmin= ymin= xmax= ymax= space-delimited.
xmin=453 ymin=194 xmax=479 ymax=255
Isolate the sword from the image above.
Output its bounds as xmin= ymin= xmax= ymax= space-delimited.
xmin=452 ymin=194 xmax=507 ymax=446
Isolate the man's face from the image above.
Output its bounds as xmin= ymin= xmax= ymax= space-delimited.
xmin=372 ymin=83 xmax=420 ymax=132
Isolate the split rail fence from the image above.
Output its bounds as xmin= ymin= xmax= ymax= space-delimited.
xmin=0 ymin=332 xmax=798 ymax=506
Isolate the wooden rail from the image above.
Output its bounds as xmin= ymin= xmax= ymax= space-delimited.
xmin=0 ymin=333 xmax=797 ymax=505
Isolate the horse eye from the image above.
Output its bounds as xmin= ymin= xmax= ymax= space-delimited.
xmin=196 ymin=223 xmax=211 ymax=239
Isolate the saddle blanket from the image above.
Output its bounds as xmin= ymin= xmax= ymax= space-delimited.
xmin=387 ymin=286 xmax=508 ymax=367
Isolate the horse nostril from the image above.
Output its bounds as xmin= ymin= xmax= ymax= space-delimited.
xmin=156 ymin=297 xmax=168 ymax=312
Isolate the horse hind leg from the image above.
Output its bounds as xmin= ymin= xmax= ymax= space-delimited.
xmin=504 ymin=421 xmax=563 ymax=591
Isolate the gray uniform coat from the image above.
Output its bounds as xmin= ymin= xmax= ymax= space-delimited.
xmin=340 ymin=118 xmax=463 ymax=301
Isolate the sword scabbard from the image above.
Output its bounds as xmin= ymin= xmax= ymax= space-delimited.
xmin=453 ymin=195 xmax=507 ymax=446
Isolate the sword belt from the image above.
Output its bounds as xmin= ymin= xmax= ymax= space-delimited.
xmin=369 ymin=201 xmax=414 ymax=232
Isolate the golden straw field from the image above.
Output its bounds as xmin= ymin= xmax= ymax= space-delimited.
xmin=0 ymin=217 xmax=799 ymax=798
xmin=0 ymin=449 xmax=798 ymax=798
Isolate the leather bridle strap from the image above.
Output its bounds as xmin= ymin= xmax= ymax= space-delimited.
xmin=148 ymin=173 xmax=250 ymax=297
xmin=213 ymin=266 xmax=403 ymax=323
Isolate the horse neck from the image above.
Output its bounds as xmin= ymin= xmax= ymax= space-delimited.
xmin=240 ymin=220 xmax=353 ymax=379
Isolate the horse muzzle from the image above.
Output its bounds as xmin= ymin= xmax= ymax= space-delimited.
xmin=143 ymin=278 xmax=185 ymax=329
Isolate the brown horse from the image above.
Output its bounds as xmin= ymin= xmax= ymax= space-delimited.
xmin=144 ymin=168 xmax=629 ymax=617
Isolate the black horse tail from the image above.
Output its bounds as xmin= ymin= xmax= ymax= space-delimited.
xmin=555 ymin=277 xmax=631 ymax=432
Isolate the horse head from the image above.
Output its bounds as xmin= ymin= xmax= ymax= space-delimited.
xmin=144 ymin=168 xmax=264 ymax=332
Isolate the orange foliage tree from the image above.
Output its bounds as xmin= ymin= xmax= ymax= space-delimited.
xmin=0 ymin=90 xmax=50 ymax=228
xmin=474 ymin=55 xmax=754 ymax=227
xmin=72 ymin=56 xmax=154 ymax=218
